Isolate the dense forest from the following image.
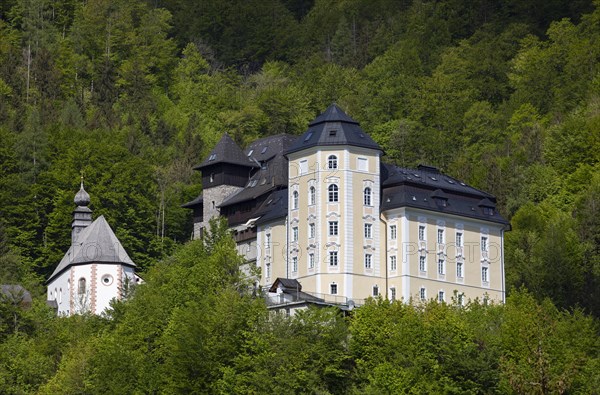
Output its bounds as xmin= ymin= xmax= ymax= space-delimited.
xmin=0 ymin=0 xmax=599 ymax=392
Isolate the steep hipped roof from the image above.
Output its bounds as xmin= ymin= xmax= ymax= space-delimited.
xmin=286 ymin=104 xmax=382 ymax=155
xmin=195 ymin=133 xmax=258 ymax=170
xmin=48 ymin=215 xmax=135 ymax=282
xmin=219 ymin=135 xmax=294 ymax=208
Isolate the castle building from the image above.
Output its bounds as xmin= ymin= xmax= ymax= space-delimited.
xmin=184 ymin=104 xmax=510 ymax=306
xmin=47 ymin=182 xmax=140 ymax=315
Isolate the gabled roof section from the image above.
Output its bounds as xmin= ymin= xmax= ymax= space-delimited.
xmin=244 ymin=134 xmax=296 ymax=163
xmin=48 ymin=215 xmax=135 ymax=282
xmin=195 ymin=133 xmax=258 ymax=170
xmin=285 ymin=104 xmax=382 ymax=155
xmin=269 ymin=277 xmax=302 ymax=292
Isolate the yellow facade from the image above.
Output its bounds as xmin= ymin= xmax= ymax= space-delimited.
xmin=256 ymin=145 xmax=506 ymax=305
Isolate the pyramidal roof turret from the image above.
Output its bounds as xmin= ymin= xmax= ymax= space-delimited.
xmin=286 ymin=103 xmax=382 ymax=155
xmin=308 ymin=103 xmax=359 ymax=126
xmin=195 ymin=133 xmax=258 ymax=169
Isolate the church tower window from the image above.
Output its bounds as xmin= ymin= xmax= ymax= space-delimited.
xmin=78 ymin=278 xmax=86 ymax=295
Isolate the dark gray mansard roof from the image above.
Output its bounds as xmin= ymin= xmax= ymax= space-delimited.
xmin=195 ymin=133 xmax=258 ymax=170
xmin=381 ymin=164 xmax=509 ymax=226
xmin=219 ymin=135 xmax=295 ymax=208
xmin=285 ymin=104 xmax=382 ymax=155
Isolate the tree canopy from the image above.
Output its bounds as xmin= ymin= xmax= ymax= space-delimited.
xmin=1 ymin=0 xmax=600 ymax=392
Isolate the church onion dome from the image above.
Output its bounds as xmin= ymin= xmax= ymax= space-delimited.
xmin=285 ymin=103 xmax=382 ymax=155
xmin=74 ymin=181 xmax=91 ymax=206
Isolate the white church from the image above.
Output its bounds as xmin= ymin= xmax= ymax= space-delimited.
xmin=46 ymin=181 xmax=140 ymax=316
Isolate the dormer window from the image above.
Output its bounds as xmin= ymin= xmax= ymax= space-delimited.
xmin=208 ymin=153 xmax=216 ymax=161
xmin=328 ymin=155 xmax=338 ymax=169
xmin=304 ymin=132 xmax=313 ymax=142
xmin=261 ymin=146 xmax=268 ymax=154
xmin=431 ymin=189 xmax=448 ymax=208
xmin=247 ymin=150 xmax=253 ymax=157
xmin=329 ymin=130 xmax=337 ymax=137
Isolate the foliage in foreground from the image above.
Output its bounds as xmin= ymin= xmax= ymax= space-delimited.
xmin=1 ymin=223 xmax=598 ymax=394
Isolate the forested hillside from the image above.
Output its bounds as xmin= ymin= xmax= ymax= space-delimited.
xmin=0 ymin=0 xmax=599 ymax=392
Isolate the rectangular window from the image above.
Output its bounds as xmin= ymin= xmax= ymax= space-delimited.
xmin=482 ymin=266 xmax=489 ymax=283
xmin=299 ymin=159 xmax=308 ymax=175
xmin=265 ymin=263 xmax=271 ymax=278
xmin=309 ymin=223 xmax=315 ymax=239
xmin=456 ymin=232 xmax=463 ymax=247
xmin=420 ymin=287 xmax=426 ymax=301
xmin=419 ymin=255 xmax=426 ymax=272
xmin=357 ymin=157 xmax=368 ymax=171
xmin=372 ymin=285 xmax=379 ymax=296
xmin=292 ymin=227 xmax=298 ymax=242
xmin=329 ymin=251 xmax=338 ymax=267
xmin=309 ymin=253 xmax=315 ymax=269
xmin=437 ymin=229 xmax=444 ymax=244
xmin=438 ymin=291 xmax=445 ymax=302
xmin=292 ymin=256 xmax=298 ymax=272
xmin=265 ymin=233 xmax=271 ymax=249
xmin=458 ymin=293 xmax=464 ymax=306
xmin=390 ymin=255 xmax=397 ymax=271
xmin=438 ymin=258 xmax=445 ymax=275
xmin=364 ymin=254 xmax=372 ymax=269
xmin=418 ymin=225 xmax=425 ymax=241
xmin=457 ymin=261 xmax=463 ymax=278
xmin=481 ymin=236 xmax=488 ymax=252
xmin=390 ymin=287 xmax=396 ymax=301
xmin=330 ymin=283 xmax=338 ymax=295
xmin=390 ymin=225 xmax=397 ymax=240
xmin=364 ymin=223 xmax=372 ymax=238
xmin=329 ymin=221 xmax=338 ymax=236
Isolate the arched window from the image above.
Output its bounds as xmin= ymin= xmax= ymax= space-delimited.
xmin=292 ymin=191 xmax=299 ymax=209
xmin=328 ymin=184 xmax=339 ymax=202
xmin=78 ymin=278 xmax=86 ymax=295
xmin=309 ymin=186 xmax=316 ymax=205
xmin=327 ymin=155 xmax=337 ymax=169
xmin=364 ymin=187 xmax=372 ymax=206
